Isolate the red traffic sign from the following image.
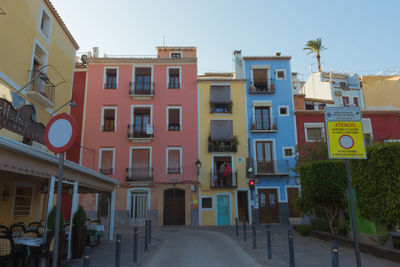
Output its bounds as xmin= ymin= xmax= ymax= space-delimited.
xmin=44 ymin=113 xmax=78 ymax=154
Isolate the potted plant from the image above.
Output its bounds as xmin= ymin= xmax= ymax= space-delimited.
xmin=251 ymin=123 xmax=256 ymax=130
xmin=272 ymin=124 xmax=277 ymax=130
xmin=72 ymin=205 xmax=87 ymax=258
xmin=47 ymin=206 xmax=65 ymax=265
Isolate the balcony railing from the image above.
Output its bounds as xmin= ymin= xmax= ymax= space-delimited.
xmin=129 ymin=81 xmax=155 ymax=96
xmin=208 ymin=141 xmax=237 ymax=152
xmin=210 ymin=102 xmax=232 ymax=113
xmin=168 ymin=124 xmax=181 ymax=131
xmin=210 ymin=169 xmax=238 ymax=188
xmin=167 ymin=167 xmax=181 ymax=174
xmin=126 ymin=168 xmax=153 ymax=183
xmin=99 ymin=168 xmax=113 ymax=175
xmin=168 ymin=82 xmax=181 ymax=89
xmin=26 ymin=71 xmax=55 ymax=108
xmin=250 ymin=114 xmax=278 ymax=132
xmin=102 ymin=125 xmax=115 ymax=132
xmin=104 ymin=82 xmax=117 ymax=89
xmin=127 ymin=124 xmax=154 ymax=139
xmin=249 ymin=79 xmax=275 ymax=94
xmin=254 ymin=160 xmax=289 ymax=175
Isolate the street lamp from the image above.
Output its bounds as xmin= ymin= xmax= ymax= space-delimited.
xmin=195 ymin=159 xmax=201 ymax=175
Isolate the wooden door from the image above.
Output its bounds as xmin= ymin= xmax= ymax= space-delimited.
xmin=258 ymin=189 xmax=279 ymax=223
xmin=256 ymin=141 xmax=274 ymax=174
xmin=237 ymin=191 xmax=249 ymax=223
xmin=287 ymin=187 xmax=301 ymax=217
xmin=163 ymin=189 xmax=185 ymax=225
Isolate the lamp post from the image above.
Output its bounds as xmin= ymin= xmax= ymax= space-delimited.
xmin=195 ymin=159 xmax=201 ymax=175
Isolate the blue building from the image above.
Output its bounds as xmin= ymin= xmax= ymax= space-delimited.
xmin=234 ymin=51 xmax=300 ymax=224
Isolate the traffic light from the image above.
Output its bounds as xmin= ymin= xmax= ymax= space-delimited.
xmin=249 ymin=179 xmax=255 ymax=191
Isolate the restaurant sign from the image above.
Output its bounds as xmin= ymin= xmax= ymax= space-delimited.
xmin=0 ymin=98 xmax=45 ymax=144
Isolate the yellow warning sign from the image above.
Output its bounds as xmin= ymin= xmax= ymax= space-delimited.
xmin=327 ymin=121 xmax=366 ymax=159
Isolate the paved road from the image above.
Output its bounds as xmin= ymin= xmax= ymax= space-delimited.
xmin=144 ymin=227 xmax=261 ymax=267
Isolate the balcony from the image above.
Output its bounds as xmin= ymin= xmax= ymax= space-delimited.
xmin=126 ymin=168 xmax=153 ymax=183
xmin=250 ymin=115 xmax=278 ymax=133
xmin=102 ymin=125 xmax=115 ymax=132
xmin=104 ymin=82 xmax=117 ymax=89
xmin=26 ymin=72 xmax=55 ymax=108
xmin=210 ymin=169 xmax=238 ymax=188
xmin=249 ymin=80 xmax=275 ymax=94
xmin=210 ymin=102 xmax=232 ymax=113
xmin=129 ymin=81 xmax=154 ymax=99
xmin=168 ymin=82 xmax=181 ymax=89
xmin=99 ymin=168 xmax=113 ymax=175
xmin=167 ymin=167 xmax=181 ymax=174
xmin=168 ymin=124 xmax=181 ymax=131
xmin=254 ymin=160 xmax=289 ymax=176
xmin=127 ymin=124 xmax=154 ymax=142
xmin=208 ymin=139 xmax=237 ymax=153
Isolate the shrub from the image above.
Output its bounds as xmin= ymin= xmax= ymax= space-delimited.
xmin=72 ymin=205 xmax=87 ymax=226
xmin=47 ymin=206 xmax=65 ymax=231
xmin=311 ymin=217 xmax=331 ymax=232
xmin=296 ymin=225 xmax=313 ymax=236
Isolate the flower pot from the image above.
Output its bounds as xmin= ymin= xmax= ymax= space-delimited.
xmin=251 ymin=123 xmax=256 ymax=130
xmin=72 ymin=225 xmax=87 ymax=258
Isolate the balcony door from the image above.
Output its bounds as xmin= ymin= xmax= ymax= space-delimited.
xmin=130 ymin=149 xmax=150 ymax=181
xmin=256 ymin=141 xmax=274 ymax=174
xmin=134 ymin=108 xmax=150 ymax=137
xmin=135 ymin=68 xmax=151 ymax=94
xmin=130 ymin=192 xmax=148 ymax=226
xmin=255 ymin=107 xmax=270 ymax=130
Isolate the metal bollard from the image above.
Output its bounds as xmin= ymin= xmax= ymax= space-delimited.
xmin=252 ymin=223 xmax=257 ymax=249
xmin=115 ymin=234 xmax=121 ymax=267
xmin=288 ymin=230 xmax=295 ymax=267
xmin=149 ymin=220 xmax=152 ymax=244
xmin=243 ymin=221 xmax=247 ymax=242
xmin=83 ymin=246 xmax=90 ymax=267
xmin=133 ymin=227 xmax=138 ymax=262
xmin=235 ymin=218 xmax=239 ymax=237
xmin=144 ymin=221 xmax=149 ymax=251
xmin=332 ymin=240 xmax=339 ymax=267
xmin=266 ymin=225 xmax=272 ymax=259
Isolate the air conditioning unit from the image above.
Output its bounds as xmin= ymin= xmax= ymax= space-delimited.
xmin=146 ymin=124 xmax=153 ymax=135
xmin=334 ymin=90 xmax=342 ymax=96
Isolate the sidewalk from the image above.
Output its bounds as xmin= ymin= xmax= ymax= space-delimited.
xmin=199 ymin=225 xmax=399 ymax=267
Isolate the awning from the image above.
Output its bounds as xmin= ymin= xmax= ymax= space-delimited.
xmin=210 ymin=85 xmax=231 ymax=103
xmin=210 ymin=120 xmax=233 ymax=141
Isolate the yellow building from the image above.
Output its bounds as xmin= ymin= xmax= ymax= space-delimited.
xmin=198 ymin=73 xmax=250 ymax=226
xmin=361 ymin=75 xmax=400 ymax=109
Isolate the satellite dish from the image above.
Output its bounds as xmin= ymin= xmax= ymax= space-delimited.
xmin=80 ymin=54 xmax=88 ymax=64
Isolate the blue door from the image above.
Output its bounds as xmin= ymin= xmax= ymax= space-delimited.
xmin=217 ymin=195 xmax=230 ymax=225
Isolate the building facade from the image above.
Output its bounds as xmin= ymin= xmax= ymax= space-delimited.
xmin=197 ymin=73 xmax=248 ymax=226
xmin=78 ymin=47 xmax=199 ymax=226
xmin=361 ymin=75 xmax=400 ymax=110
xmin=234 ymin=51 xmax=299 ymax=225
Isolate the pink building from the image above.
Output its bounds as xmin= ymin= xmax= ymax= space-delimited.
xmin=77 ymin=47 xmax=198 ymax=226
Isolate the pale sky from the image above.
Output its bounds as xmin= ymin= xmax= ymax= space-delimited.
xmin=52 ymin=0 xmax=400 ymax=79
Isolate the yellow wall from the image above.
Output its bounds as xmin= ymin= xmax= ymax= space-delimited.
xmin=0 ymin=0 xmax=77 ymax=137
xmin=362 ymin=75 xmax=400 ymax=109
xmin=198 ymin=79 xmax=248 ymax=225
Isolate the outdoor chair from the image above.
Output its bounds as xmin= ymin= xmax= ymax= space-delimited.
xmin=28 ymin=232 xmax=54 ymax=267
xmin=90 ymin=220 xmax=101 ymax=225
xmin=28 ymin=222 xmax=41 ymax=231
xmin=0 ymin=226 xmax=9 ymax=238
xmin=10 ymin=224 xmax=25 ymax=237
xmin=24 ymin=230 xmax=39 ymax=238
xmin=0 ymin=236 xmax=14 ymax=267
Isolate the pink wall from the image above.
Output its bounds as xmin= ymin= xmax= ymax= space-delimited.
xmin=81 ymin=60 xmax=198 ymax=211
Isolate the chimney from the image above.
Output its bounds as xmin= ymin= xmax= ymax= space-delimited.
xmin=274 ymin=52 xmax=281 ymax=57
xmin=233 ymin=50 xmax=244 ymax=79
xmin=93 ymin=47 xmax=99 ymax=58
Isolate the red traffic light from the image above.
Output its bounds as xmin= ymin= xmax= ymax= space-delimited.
xmin=249 ymin=179 xmax=255 ymax=190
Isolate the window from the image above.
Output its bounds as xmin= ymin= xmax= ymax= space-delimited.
xmin=276 ymin=70 xmax=286 ymax=80
xmin=210 ymin=85 xmax=231 ymax=113
xmin=318 ymin=104 xmax=326 ymax=110
xmin=201 ymin=197 xmax=212 ymax=209
xmin=167 ymin=107 xmax=181 ymax=131
xmin=39 ymin=6 xmax=51 ymax=40
xmin=353 ymin=97 xmax=359 ymax=107
xmin=104 ymin=68 xmax=117 ymax=89
xmin=255 ymin=141 xmax=274 ymax=174
xmin=212 ymin=156 xmax=233 ymax=187
xmin=168 ymin=68 xmax=180 ymax=89
xmin=342 ymin=96 xmax=350 ymax=107
xmin=305 ymin=101 xmax=315 ymax=110
xmin=279 ymin=106 xmax=288 ymax=116
xmin=134 ymin=68 xmax=152 ymax=94
xmin=167 ymin=148 xmax=181 ymax=174
xmin=102 ymin=107 xmax=116 ymax=132
xmin=171 ymin=52 xmax=182 ymax=59
xmin=99 ymin=149 xmax=114 ymax=175
xmin=304 ymin=123 xmax=325 ymax=142
xmin=283 ymin=147 xmax=295 ymax=158
xmin=130 ymin=108 xmax=152 ymax=138
xmin=339 ymin=81 xmax=348 ymax=89
xmin=128 ymin=148 xmax=152 ymax=182
xmin=13 ymin=184 xmax=33 ymax=216
xmin=253 ymin=107 xmax=273 ymax=130
xmin=252 ymin=68 xmax=269 ymax=91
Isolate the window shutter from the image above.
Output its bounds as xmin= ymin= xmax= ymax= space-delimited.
xmin=210 ymin=120 xmax=233 ymax=141
xmin=210 ymin=85 xmax=231 ymax=103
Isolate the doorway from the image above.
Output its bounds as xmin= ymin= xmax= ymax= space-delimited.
xmin=287 ymin=187 xmax=301 ymax=218
xmin=258 ymin=189 xmax=279 ymax=223
xmin=163 ymin=189 xmax=185 ymax=225
xmin=130 ymin=192 xmax=148 ymax=226
xmin=237 ymin=191 xmax=249 ymax=222
xmin=216 ymin=194 xmax=231 ymax=225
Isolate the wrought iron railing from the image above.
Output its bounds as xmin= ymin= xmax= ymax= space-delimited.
xmin=168 ymin=124 xmax=180 ymax=131
xmin=102 ymin=125 xmax=115 ymax=132
xmin=127 ymin=124 xmax=154 ymax=138
xmin=210 ymin=169 xmax=238 ymax=188
xmin=129 ymin=81 xmax=155 ymax=96
xmin=29 ymin=71 xmax=55 ymax=103
xmin=250 ymin=114 xmax=278 ymax=131
xmin=208 ymin=141 xmax=237 ymax=152
xmin=254 ymin=160 xmax=289 ymax=175
xmin=104 ymin=82 xmax=117 ymax=89
xmin=249 ymin=79 xmax=275 ymax=94
xmin=168 ymin=82 xmax=181 ymax=89
xmin=167 ymin=167 xmax=181 ymax=174
xmin=210 ymin=102 xmax=233 ymax=113
xmin=99 ymin=168 xmax=113 ymax=175
xmin=126 ymin=168 xmax=153 ymax=182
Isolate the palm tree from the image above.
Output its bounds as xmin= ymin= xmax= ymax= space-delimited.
xmin=304 ymin=38 xmax=327 ymax=72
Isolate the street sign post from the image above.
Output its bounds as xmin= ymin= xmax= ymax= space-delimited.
xmin=325 ymin=107 xmax=365 ymax=267
xmin=44 ymin=113 xmax=78 ymax=267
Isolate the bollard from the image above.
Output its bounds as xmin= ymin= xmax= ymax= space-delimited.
xmin=133 ymin=227 xmax=138 ymax=262
xmin=149 ymin=220 xmax=152 ymax=244
xmin=235 ymin=218 xmax=239 ymax=237
xmin=243 ymin=221 xmax=247 ymax=242
xmin=83 ymin=246 xmax=90 ymax=267
xmin=115 ymin=234 xmax=121 ymax=267
xmin=252 ymin=223 xmax=257 ymax=249
xmin=144 ymin=220 xmax=149 ymax=252
xmin=288 ymin=230 xmax=295 ymax=267
xmin=266 ymin=225 xmax=272 ymax=259
xmin=332 ymin=240 xmax=339 ymax=267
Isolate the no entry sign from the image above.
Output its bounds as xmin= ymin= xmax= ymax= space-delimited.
xmin=44 ymin=113 xmax=78 ymax=154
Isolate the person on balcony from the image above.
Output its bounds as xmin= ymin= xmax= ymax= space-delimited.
xmin=222 ymin=162 xmax=232 ymax=186
xmin=218 ymin=163 xmax=225 ymax=186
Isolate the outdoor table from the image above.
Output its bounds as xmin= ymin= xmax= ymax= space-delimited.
xmin=13 ymin=237 xmax=43 ymax=247
xmin=86 ymin=224 xmax=104 ymax=247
